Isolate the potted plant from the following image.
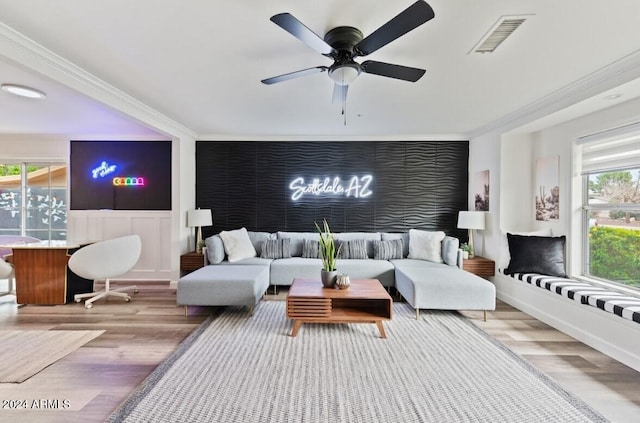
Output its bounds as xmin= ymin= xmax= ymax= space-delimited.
xmin=460 ymin=243 xmax=472 ymax=259
xmin=314 ymin=219 xmax=342 ymax=288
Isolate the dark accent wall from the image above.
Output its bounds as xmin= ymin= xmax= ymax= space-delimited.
xmin=196 ymin=141 xmax=468 ymax=239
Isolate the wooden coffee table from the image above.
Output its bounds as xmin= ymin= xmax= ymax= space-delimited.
xmin=286 ymin=278 xmax=393 ymax=338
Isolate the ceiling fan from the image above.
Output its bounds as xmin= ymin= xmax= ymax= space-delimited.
xmin=261 ymin=1 xmax=435 ymax=107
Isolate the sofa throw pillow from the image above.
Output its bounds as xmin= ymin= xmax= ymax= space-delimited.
xmin=301 ymin=239 xmax=320 ymax=258
xmin=345 ymin=239 xmax=368 ymax=259
xmin=381 ymin=233 xmax=410 ymax=258
xmin=260 ymin=238 xmax=291 ymax=259
xmin=408 ymin=229 xmax=446 ymax=263
xmin=499 ymin=229 xmax=552 ymax=270
xmin=218 ymin=227 xmax=257 ymax=263
xmin=204 ymin=235 xmax=225 ymax=264
xmin=373 ymin=239 xmax=403 ymax=260
xmin=504 ymin=234 xmax=567 ymax=278
xmin=334 ymin=240 xmax=347 ymax=259
xmin=442 ymin=236 xmax=459 ymax=266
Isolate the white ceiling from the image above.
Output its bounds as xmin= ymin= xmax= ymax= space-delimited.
xmin=1 ymin=0 xmax=640 ymax=139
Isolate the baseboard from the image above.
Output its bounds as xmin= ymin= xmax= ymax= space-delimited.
xmin=494 ymin=274 xmax=640 ymax=373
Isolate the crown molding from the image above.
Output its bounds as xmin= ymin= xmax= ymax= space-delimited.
xmin=0 ymin=22 xmax=196 ymax=141
xmin=469 ymin=48 xmax=640 ymax=138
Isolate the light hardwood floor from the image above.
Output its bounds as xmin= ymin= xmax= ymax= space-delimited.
xmin=0 ymin=281 xmax=639 ymax=422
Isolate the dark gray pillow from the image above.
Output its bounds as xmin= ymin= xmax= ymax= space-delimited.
xmin=505 ymin=234 xmax=567 ymax=278
xmin=373 ymin=239 xmax=404 ymax=260
xmin=301 ymin=239 xmax=320 ymax=259
xmin=260 ymin=238 xmax=291 ymax=259
xmin=336 ymin=240 xmax=348 ymax=259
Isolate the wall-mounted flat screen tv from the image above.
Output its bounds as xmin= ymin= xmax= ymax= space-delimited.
xmin=70 ymin=140 xmax=171 ymax=210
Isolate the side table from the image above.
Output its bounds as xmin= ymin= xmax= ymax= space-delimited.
xmin=462 ymin=255 xmax=495 ymax=278
xmin=180 ymin=251 xmax=205 ymax=275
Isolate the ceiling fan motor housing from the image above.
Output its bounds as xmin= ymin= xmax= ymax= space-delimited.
xmin=325 ymin=26 xmax=364 ymax=85
xmin=324 ymin=26 xmax=364 ymax=53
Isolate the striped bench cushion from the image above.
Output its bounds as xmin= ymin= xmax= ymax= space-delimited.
xmin=508 ymin=272 xmax=640 ymax=324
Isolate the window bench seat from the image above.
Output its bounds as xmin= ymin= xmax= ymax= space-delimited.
xmin=507 ymin=272 xmax=640 ymax=324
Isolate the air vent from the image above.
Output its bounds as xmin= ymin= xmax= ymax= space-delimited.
xmin=470 ymin=15 xmax=532 ymax=54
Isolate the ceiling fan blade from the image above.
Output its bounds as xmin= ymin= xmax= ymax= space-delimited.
xmin=354 ymin=1 xmax=435 ymax=57
xmin=270 ymin=13 xmax=336 ymax=56
xmin=361 ymin=61 xmax=426 ymax=82
xmin=331 ymin=83 xmax=349 ymax=104
xmin=261 ymin=66 xmax=328 ymax=85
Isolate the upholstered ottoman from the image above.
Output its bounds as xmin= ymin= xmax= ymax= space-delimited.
xmin=177 ymin=265 xmax=270 ymax=316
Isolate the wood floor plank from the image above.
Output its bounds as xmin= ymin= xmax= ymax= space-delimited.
xmin=0 ymin=282 xmax=638 ymax=422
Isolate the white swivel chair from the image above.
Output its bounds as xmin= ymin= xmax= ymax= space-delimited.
xmin=69 ymin=235 xmax=141 ymax=309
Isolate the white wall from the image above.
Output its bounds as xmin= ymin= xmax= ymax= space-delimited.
xmin=500 ymin=133 xmax=535 ymax=231
xmin=176 ymin=133 xmax=196 ymax=280
xmin=468 ymin=132 xmax=500 ymax=259
xmin=0 ymin=134 xmax=69 ymax=160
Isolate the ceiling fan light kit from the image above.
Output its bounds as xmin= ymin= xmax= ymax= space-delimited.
xmin=261 ymin=0 xmax=435 ymax=118
xmin=329 ymin=63 xmax=361 ymax=86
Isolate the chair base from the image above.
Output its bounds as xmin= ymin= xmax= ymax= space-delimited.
xmin=74 ymin=278 xmax=137 ymax=309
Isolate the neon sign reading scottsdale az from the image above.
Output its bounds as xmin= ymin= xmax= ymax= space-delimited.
xmin=289 ymin=175 xmax=373 ymax=201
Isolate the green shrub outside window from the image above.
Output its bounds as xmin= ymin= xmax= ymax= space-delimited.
xmin=589 ymin=226 xmax=640 ymax=288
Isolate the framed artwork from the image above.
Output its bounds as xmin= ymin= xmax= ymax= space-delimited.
xmin=535 ymin=156 xmax=559 ymax=221
xmin=474 ymin=169 xmax=490 ymax=211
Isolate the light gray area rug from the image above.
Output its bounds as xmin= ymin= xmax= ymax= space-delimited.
xmin=0 ymin=330 xmax=104 ymax=383
xmin=108 ymin=302 xmax=606 ymax=422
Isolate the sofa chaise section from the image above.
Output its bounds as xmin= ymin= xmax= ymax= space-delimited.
xmin=177 ymin=265 xmax=270 ymax=316
xmin=393 ymin=259 xmax=496 ymax=320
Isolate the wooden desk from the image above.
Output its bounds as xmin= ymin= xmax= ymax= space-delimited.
xmin=5 ymin=241 xmax=93 ymax=305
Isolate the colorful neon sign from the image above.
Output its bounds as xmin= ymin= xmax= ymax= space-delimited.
xmin=113 ymin=177 xmax=145 ymax=186
xmin=289 ymin=175 xmax=373 ymax=201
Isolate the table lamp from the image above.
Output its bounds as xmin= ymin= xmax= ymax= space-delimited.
xmin=457 ymin=211 xmax=485 ymax=258
xmin=187 ymin=209 xmax=212 ymax=253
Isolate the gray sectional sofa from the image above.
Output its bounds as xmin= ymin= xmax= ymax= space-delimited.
xmin=177 ymin=229 xmax=496 ymax=319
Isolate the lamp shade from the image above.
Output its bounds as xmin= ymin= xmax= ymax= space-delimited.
xmin=187 ymin=209 xmax=212 ymax=228
xmin=457 ymin=211 xmax=485 ymax=230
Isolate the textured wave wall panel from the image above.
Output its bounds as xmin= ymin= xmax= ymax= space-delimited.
xmin=196 ymin=141 xmax=468 ymax=238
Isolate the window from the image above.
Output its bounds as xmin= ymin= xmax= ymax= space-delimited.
xmin=578 ymin=123 xmax=640 ymax=291
xmin=0 ymin=163 xmax=67 ymax=241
